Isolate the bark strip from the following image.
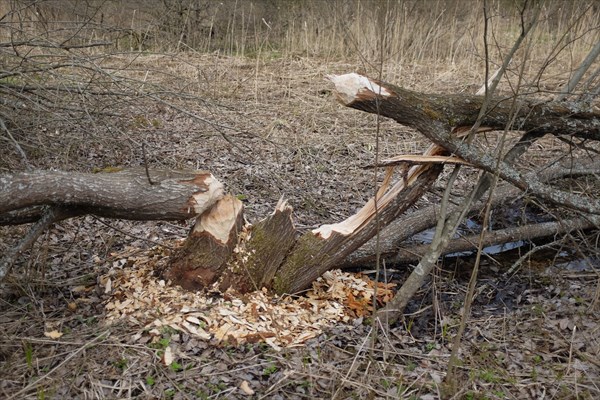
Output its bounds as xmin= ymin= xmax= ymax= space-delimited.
xmin=393 ymin=217 xmax=599 ymax=265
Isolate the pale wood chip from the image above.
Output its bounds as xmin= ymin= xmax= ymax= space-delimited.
xmin=264 ymin=337 xmax=282 ymax=351
xmin=162 ymin=346 xmax=173 ymax=365
xmin=181 ymin=321 xmax=211 ymax=340
xmin=100 ymin=245 xmax=393 ymax=349
xmin=104 ymin=277 xmax=112 ymax=294
xmin=44 ymin=330 xmax=63 ymax=339
xmin=239 ymin=380 xmax=255 ymax=395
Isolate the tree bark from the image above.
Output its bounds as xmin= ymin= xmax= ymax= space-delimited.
xmin=164 ymin=195 xmax=243 ymax=291
xmin=0 ymin=168 xmax=224 ymax=223
xmin=327 ymin=73 xmax=600 ymax=215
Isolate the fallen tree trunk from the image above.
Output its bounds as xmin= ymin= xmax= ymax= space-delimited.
xmin=0 ymin=168 xmax=224 ymax=221
xmin=392 ymin=216 xmax=599 ymax=265
xmin=347 ymin=161 xmax=600 ymax=267
xmin=0 ymin=168 xmax=224 ymax=281
xmin=328 ymin=73 xmax=600 ymax=215
xmin=325 ymin=72 xmax=599 ymax=325
xmin=327 ymin=73 xmax=600 ymax=140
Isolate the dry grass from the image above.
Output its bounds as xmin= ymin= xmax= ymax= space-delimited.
xmin=1 ymin=1 xmax=600 ymax=399
xmin=1 ymin=51 xmax=599 ymax=399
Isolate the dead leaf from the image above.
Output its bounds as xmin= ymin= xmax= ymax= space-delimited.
xmin=346 ymin=291 xmax=370 ymax=317
xmin=558 ymin=318 xmax=571 ymax=330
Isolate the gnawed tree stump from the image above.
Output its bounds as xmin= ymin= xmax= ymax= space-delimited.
xmin=166 ymin=144 xmax=446 ymax=293
xmin=218 ymin=199 xmax=296 ymax=293
xmin=164 ymin=195 xmax=244 ymax=291
xmin=272 ymin=162 xmax=443 ymax=294
xmin=164 ymin=72 xmax=599 ymax=296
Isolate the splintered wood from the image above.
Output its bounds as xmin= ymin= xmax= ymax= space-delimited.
xmin=100 ymin=242 xmax=395 ymax=350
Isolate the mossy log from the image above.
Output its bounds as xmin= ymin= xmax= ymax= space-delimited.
xmin=165 ymin=195 xmax=243 ymax=291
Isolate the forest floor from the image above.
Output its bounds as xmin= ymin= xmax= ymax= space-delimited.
xmin=1 ymin=53 xmax=599 ymax=399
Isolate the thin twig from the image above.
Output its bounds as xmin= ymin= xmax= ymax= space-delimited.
xmin=369 ymin=0 xmax=391 ymax=357
xmin=566 ymin=325 xmax=577 ymax=376
xmin=0 ymin=206 xmax=81 ymax=281
xmin=0 ymin=117 xmax=31 ymax=170
xmin=142 ymin=142 xmax=155 ymax=185
xmin=91 ymin=216 xmax=174 ymax=250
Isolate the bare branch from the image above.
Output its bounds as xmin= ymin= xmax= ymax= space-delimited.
xmin=0 ymin=206 xmax=81 ymax=282
xmin=557 ymin=39 xmax=600 ymax=101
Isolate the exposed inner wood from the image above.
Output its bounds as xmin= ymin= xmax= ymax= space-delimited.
xmin=164 ymin=195 xmax=244 ymax=291
xmin=3 ymin=73 xmax=598 ymax=300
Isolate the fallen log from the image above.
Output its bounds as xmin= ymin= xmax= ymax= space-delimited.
xmin=0 ymin=168 xmax=223 ymax=222
xmin=326 ymin=72 xmax=599 ymax=324
xmin=0 ymin=168 xmax=224 ymax=281
xmin=328 ymin=73 xmax=600 ymax=215
xmin=392 ymin=216 xmax=599 ymax=265
xmin=327 ymin=73 xmax=600 ymax=140
xmin=347 ymin=161 xmax=600 ymax=267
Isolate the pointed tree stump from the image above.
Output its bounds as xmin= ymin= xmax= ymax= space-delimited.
xmin=164 ymin=195 xmax=243 ymax=291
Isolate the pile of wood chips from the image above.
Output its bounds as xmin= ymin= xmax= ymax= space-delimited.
xmin=100 ymin=244 xmax=396 ymax=350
